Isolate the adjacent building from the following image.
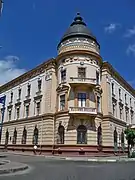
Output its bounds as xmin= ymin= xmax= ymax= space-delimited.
xmin=0 ymin=13 xmax=135 ymax=154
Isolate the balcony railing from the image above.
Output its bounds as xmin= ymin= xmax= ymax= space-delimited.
xmin=70 ymin=77 xmax=97 ymax=85
xmin=69 ymin=107 xmax=97 ymax=115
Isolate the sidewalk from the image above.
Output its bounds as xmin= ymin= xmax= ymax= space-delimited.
xmin=2 ymin=151 xmax=135 ymax=163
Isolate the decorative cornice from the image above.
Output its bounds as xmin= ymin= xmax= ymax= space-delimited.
xmin=102 ymin=62 xmax=135 ymax=97
xmin=56 ymin=50 xmax=102 ymax=66
xmin=0 ymin=58 xmax=55 ymax=93
xmin=3 ymin=113 xmax=54 ymax=126
xmin=103 ymin=115 xmax=127 ymax=126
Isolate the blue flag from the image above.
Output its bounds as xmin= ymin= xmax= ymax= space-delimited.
xmin=0 ymin=95 xmax=6 ymax=105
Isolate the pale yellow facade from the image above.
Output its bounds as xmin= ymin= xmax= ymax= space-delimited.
xmin=0 ymin=13 xmax=134 ymax=154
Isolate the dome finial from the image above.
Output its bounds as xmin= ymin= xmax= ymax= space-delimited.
xmin=77 ymin=12 xmax=80 ymax=16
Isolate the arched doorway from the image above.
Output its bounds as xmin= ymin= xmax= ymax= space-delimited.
xmin=32 ymin=125 xmax=39 ymax=145
xmin=58 ymin=123 xmax=65 ymax=144
xmin=22 ymin=126 xmax=27 ymax=144
xmin=77 ymin=125 xmax=87 ymax=144
xmin=114 ymin=127 xmax=118 ymax=153
xmin=12 ymin=127 xmax=17 ymax=144
xmin=97 ymin=123 xmax=102 ymax=151
xmin=5 ymin=128 xmax=9 ymax=146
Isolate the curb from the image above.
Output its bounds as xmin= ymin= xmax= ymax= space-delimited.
xmin=44 ymin=156 xmax=135 ymax=162
xmin=0 ymin=165 xmax=29 ymax=175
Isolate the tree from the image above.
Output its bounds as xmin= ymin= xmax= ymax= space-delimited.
xmin=124 ymin=128 xmax=135 ymax=157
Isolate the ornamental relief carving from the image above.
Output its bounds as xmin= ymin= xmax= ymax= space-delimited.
xmin=61 ymin=56 xmax=99 ymax=66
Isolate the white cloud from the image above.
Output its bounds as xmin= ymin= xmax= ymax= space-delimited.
xmin=104 ymin=23 xmax=120 ymax=34
xmin=124 ymin=26 xmax=135 ymax=38
xmin=0 ymin=56 xmax=26 ymax=85
xmin=126 ymin=44 xmax=135 ymax=56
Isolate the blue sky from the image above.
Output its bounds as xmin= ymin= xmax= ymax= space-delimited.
xmin=0 ymin=0 xmax=135 ymax=87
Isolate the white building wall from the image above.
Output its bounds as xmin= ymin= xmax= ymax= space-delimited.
xmin=0 ymin=72 xmax=47 ymax=123
xmin=110 ymin=77 xmax=135 ymax=124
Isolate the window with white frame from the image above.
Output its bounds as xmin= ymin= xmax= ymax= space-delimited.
xmin=10 ymin=92 xmax=13 ymax=102
xmin=78 ymin=67 xmax=86 ymax=79
xmin=38 ymin=79 xmax=42 ymax=92
xmin=111 ymin=83 xmax=114 ymax=95
xmin=119 ymin=107 xmax=123 ymax=119
xmin=78 ymin=93 xmax=86 ymax=107
xmin=18 ymin=88 xmax=21 ymax=100
xmin=97 ymin=96 xmax=100 ymax=112
xmin=16 ymin=107 xmax=20 ymax=119
xmin=8 ymin=109 xmax=12 ymax=121
xmin=36 ymin=102 xmax=41 ymax=115
xmin=60 ymin=95 xmax=65 ymax=110
xmin=61 ymin=69 xmax=66 ymax=82
xmin=27 ymin=84 xmax=31 ymax=97
xmin=119 ymin=88 xmax=121 ymax=100
xmin=96 ymin=71 xmax=100 ymax=85
xmin=25 ymin=105 xmax=29 ymax=117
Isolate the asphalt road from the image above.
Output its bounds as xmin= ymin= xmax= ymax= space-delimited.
xmin=0 ymin=154 xmax=135 ymax=180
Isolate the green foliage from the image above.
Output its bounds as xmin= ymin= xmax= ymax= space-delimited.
xmin=125 ymin=128 xmax=135 ymax=146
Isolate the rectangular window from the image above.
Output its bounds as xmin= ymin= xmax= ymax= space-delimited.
xmin=96 ymin=71 xmax=100 ymax=85
xmin=38 ymin=79 xmax=42 ymax=91
xmin=61 ymin=69 xmax=66 ymax=82
xmin=78 ymin=93 xmax=86 ymax=107
xmin=25 ymin=105 xmax=29 ymax=117
xmin=18 ymin=89 xmax=21 ymax=99
xmin=112 ymin=83 xmax=114 ymax=95
xmin=120 ymin=107 xmax=122 ymax=119
xmin=126 ymin=110 xmax=128 ymax=121
xmin=131 ymin=111 xmax=134 ymax=123
xmin=8 ymin=110 xmax=12 ymax=121
xmin=78 ymin=67 xmax=86 ymax=79
xmin=119 ymin=89 xmax=121 ymax=100
xmin=10 ymin=92 xmax=13 ymax=102
xmin=130 ymin=98 xmax=132 ymax=106
xmin=125 ymin=94 xmax=127 ymax=104
xmin=112 ymin=103 xmax=115 ymax=116
xmin=27 ymin=84 xmax=31 ymax=96
xmin=36 ymin=102 xmax=41 ymax=115
xmin=97 ymin=96 xmax=100 ymax=112
xmin=16 ymin=108 xmax=20 ymax=119
xmin=60 ymin=95 xmax=65 ymax=110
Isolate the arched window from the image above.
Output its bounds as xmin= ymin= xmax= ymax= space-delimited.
xmin=58 ymin=122 xmax=65 ymax=144
xmin=97 ymin=123 xmax=102 ymax=149
xmin=33 ymin=125 xmax=38 ymax=145
xmin=114 ymin=127 xmax=118 ymax=153
xmin=121 ymin=130 xmax=124 ymax=144
xmin=12 ymin=128 xmax=17 ymax=144
xmin=77 ymin=125 xmax=87 ymax=144
xmin=5 ymin=128 xmax=9 ymax=145
xmin=114 ymin=128 xmax=118 ymax=144
xmin=22 ymin=126 xmax=27 ymax=144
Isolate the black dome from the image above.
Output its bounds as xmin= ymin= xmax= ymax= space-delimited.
xmin=58 ymin=13 xmax=99 ymax=48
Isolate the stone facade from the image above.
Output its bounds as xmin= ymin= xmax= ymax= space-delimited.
xmin=0 ymin=13 xmax=134 ymax=154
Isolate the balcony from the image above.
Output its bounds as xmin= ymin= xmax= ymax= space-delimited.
xmin=69 ymin=107 xmax=97 ymax=115
xmin=69 ymin=77 xmax=97 ymax=86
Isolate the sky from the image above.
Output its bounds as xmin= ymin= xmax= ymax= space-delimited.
xmin=0 ymin=0 xmax=135 ymax=87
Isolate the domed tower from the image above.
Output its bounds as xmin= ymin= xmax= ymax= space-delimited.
xmin=56 ymin=13 xmax=103 ymax=149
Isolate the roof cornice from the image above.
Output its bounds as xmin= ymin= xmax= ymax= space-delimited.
xmin=0 ymin=58 xmax=56 ymax=93
xmin=102 ymin=61 xmax=135 ymax=97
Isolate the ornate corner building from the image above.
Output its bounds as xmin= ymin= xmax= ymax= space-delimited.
xmin=0 ymin=13 xmax=135 ymax=155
